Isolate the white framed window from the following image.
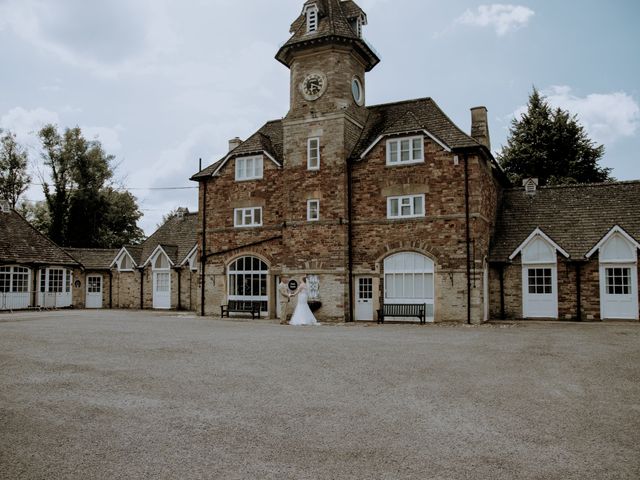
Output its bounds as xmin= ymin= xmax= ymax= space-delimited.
xmin=386 ymin=136 xmax=424 ymax=165
xmin=234 ymin=207 xmax=262 ymax=227
xmin=307 ymin=6 xmax=318 ymax=33
xmin=307 ymin=199 xmax=320 ymax=222
xmin=308 ymin=138 xmax=320 ymax=170
xmin=118 ymin=255 xmax=133 ymax=272
xmin=235 ymin=156 xmax=263 ymax=181
xmin=387 ymin=195 xmax=425 ymax=219
xmin=0 ymin=266 xmax=30 ymax=293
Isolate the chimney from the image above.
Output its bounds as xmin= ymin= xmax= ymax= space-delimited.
xmin=228 ymin=137 xmax=242 ymax=152
xmin=470 ymin=106 xmax=491 ymax=151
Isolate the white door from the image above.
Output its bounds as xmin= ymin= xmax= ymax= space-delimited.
xmin=86 ymin=275 xmax=103 ymax=309
xmin=601 ymin=265 xmax=638 ymax=319
xmin=522 ymin=266 xmax=558 ymax=318
xmin=355 ymin=277 xmax=373 ymax=321
xmin=153 ymin=271 xmax=171 ymax=309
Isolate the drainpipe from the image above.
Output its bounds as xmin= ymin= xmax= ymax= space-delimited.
xmin=139 ymin=267 xmax=144 ymax=310
xmin=575 ymin=262 xmax=582 ymax=322
xmin=347 ymin=158 xmax=354 ymax=323
xmin=499 ymin=263 xmax=505 ymax=320
xmin=464 ymin=152 xmax=472 ymax=325
xmin=109 ymin=270 xmax=113 ymax=309
xmin=200 ymin=169 xmax=208 ymax=317
xmin=177 ymin=267 xmax=182 ymax=311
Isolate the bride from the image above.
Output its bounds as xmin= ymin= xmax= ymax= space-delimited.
xmin=289 ymin=277 xmax=320 ymax=326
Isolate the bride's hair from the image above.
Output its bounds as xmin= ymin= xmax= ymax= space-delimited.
xmin=302 ymin=276 xmax=307 ymax=282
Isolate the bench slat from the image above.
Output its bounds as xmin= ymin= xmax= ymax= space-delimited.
xmin=377 ymin=303 xmax=427 ymax=325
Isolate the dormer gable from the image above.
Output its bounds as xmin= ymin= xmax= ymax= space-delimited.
xmin=509 ymin=228 xmax=570 ymax=263
xmin=111 ymin=248 xmax=137 ymax=272
xmin=586 ymin=226 xmax=640 ymax=262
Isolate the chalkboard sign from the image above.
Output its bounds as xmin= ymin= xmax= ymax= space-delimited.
xmin=287 ymin=279 xmax=298 ymax=292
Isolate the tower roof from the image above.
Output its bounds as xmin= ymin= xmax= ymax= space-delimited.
xmin=276 ymin=0 xmax=380 ymax=72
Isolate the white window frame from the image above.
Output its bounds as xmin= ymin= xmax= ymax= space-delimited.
xmin=307 ymin=199 xmax=320 ymax=222
xmin=234 ymin=207 xmax=263 ymax=228
xmin=307 ymin=138 xmax=320 ymax=170
xmin=386 ymin=136 xmax=424 ymax=166
xmin=387 ymin=194 xmax=426 ymax=219
xmin=235 ymin=155 xmax=263 ymax=182
xmin=307 ymin=6 xmax=318 ymax=33
xmin=118 ymin=254 xmax=134 ymax=272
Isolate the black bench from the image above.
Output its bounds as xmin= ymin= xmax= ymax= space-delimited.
xmin=220 ymin=300 xmax=262 ymax=319
xmin=377 ymin=303 xmax=427 ymax=325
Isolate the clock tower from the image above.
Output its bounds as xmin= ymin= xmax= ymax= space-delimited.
xmin=275 ymin=0 xmax=380 ymax=321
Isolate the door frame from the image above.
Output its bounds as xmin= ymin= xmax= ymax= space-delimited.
xmin=354 ymin=276 xmax=374 ymax=321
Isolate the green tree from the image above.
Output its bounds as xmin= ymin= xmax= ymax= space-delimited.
xmin=38 ymin=124 xmax=144 ymax=248
xmin=0 ymin=130 xmax=31 ymax=208
xmin=498 ymin=88 xmax=612 ymax=186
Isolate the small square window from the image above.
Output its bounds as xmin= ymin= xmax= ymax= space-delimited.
xmin=387 ymin=195 xmax=426 ymax=219
xmin=234 ymin=207 xmax=263 ymax=227
xmin=387 ymin=136 xmax=424 ymax=166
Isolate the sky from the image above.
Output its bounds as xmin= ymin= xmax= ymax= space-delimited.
xmin=1 ymin=0 xmax=638 ymax=236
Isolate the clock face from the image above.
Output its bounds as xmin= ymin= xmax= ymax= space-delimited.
xmin=301 ymin=72 xmax=327 ymax=100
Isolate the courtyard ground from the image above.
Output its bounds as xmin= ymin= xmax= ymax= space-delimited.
xmin=0 ymin=310 xmax=638 ymax=480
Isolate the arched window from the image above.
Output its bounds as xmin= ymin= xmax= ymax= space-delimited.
xmin=384 ymin=252 xmax=435 ymax=320
xmin=154 ymin=253 xmax=169 ymax=270
xmin=228 ymin=256 xmax=268 ymax=312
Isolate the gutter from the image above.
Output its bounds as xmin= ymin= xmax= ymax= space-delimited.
xmin=200 ymin=171 xmax=207 ymax=317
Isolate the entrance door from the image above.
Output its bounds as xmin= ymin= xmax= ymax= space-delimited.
xmin=153 ymin=271 xmax=171 ymax=309
xmin=601 ymin=265 xmax=638 ymax=319
xmin=522 ymin=266 xmax=558 ymax=318
xmin=86 ymin=275 xmax=103 ymax=309
xmin=355 ymin=277 xmax=373 ymax=321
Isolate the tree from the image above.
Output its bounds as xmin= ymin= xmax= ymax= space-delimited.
xmin=0 ymin=130 xmax=31 ymax=208
xmin=498 ymin=88 xmax=612 ymax=186
xmin=38 ymin=124 xmax=144 ymax=248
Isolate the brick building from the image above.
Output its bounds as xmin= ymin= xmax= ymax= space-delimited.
xmin=191 ymin=0 xmax=639 ymax=323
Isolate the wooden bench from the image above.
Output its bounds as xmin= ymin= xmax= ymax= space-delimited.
xmin=220 ymin=300 xmax=262 ymax=319
xmin=377 ymin=303 xmax=427 ymax=325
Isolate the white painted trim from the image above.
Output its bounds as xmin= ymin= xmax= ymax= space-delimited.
xmin=599 ymin=263 xmax=639 ymax=320
xmin=521 ymin=264 xmax=559 ymax=319
xmin=586 ymin=225 xmax=640 ymax=259
xmin=509 ymin=228 xmax=570 ymax=261
xmin=307 ymin=137 xmax=320 ymax=171
xmin=307 ymin=199 xmax=320 ymax=222
xmin=179 ymin=244 xmax=199 ymax=268
xmin=359 ymin=129 xmax=452 ymax=160
xmin=235 ymin=155 xmax=264 ymax=181
xmin=212 ymin=151 xmax=281 ymax=178
xmin=110 ymin=247 xmax=137 ymax=270
xmin=142 ymin=245 xmax=175 ymax=269
xmin=387 ymin=194 xmax=426 ymax=219
xmin=234 ymin=207 xmax=263 ymax=228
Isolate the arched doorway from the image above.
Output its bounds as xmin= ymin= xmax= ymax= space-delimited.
xmin=228 ymin=256 xmax=269 ymax=314
xmin=383 ymin=252 xmax=435 ymax=322
xmin=152 ymin=253 xmax=171 ymax=310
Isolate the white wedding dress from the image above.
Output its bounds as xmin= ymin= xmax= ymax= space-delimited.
xmin=289 ymin=283 xmax=319 ymax=326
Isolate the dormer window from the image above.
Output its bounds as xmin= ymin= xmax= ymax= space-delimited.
xmin=306 ymin=5 xmax=318 ymax=33
xmin=235 ymin=155 xmax=263 ymax=181
xmin=386 ymin=136 xmax=425 ymax=166
xmin=118 ymin=255 xmax=133 ymax=272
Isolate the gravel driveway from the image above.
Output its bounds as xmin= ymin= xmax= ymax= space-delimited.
xmin=1 ymin=310 xmax=638 ymax=479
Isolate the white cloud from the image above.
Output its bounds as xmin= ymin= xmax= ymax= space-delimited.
xmin=456 ymin=4 xmax=535 ymax=36
xmin=510 ymin=86 xmax=640 ymax=145
xmin=82 ymin=126 xmax=123 ymax=152
xmin=0 ymin=106 xmax=60 ymax=143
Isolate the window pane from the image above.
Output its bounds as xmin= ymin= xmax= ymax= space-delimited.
xmin=389 ymin=142 xmax=398 ymax=162
xmin=413 ymin=196 xmax=424 ymax=215
xmin=401 ymin=140 xmax=410 ymax=161
xmin=235 ymin=210 xmax=243 ymax=226
xmin=254 ymin=208 xmax=261 ymax=225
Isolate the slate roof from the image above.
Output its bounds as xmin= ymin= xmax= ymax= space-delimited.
xmin=65 ymin=248 xmax=120 ymax=270
xmin=124 ymin=211 xmax=199 ymax=266
xmin=490 ymin=181 xmax=640 ymax=262
xmin=192 ymin=98 xmax=485 ymax=180
xmin=0 ymin=210 xmax=79 ymax=267
xmin=276 ymin=0 xmax=379 ymax=71
xmin=191 ymin=120 xmax=283 ymax=180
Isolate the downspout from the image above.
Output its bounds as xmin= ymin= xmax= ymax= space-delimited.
xmin=200 ymin=171 xmax=208 ymax=317
xmin=347 ymin=158 xmax=354 ymax=323
xmin=464 ymin=153 xmax=472 ymax=325
xmin=109 ymin=270 xmax=113 ymax=309
xmin=575 ymin=262 xmax=582 ymax=322
xmin=177 ymin=267 xmax=182 ymax=311
xmin=499 ymin=263 xmax=505 ymax=320
xmin=139 ymin=267 xmax=144 ymax=310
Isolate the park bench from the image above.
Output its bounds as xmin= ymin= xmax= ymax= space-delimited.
xmin=220 ymin=300 xmax=262 ymax=319
xmin=377 ymin=303 xmax=427 ymax=325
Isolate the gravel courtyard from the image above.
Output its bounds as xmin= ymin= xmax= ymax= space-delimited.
xmin=0 ymin=311 xmax=638 ymax=480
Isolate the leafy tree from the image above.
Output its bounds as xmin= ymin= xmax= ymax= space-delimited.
xmin=16 ymin=200 xmax=50 ymax=235
xmin=38 ymin=124 xmax=144 ymax=248
xmin=0 ymin=130 xmax=31 ymax=208
xmin=498 ymin=88 xmax=612 ymax=186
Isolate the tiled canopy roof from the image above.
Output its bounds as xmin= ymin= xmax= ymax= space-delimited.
xmin=65 ymin=248 xmax=120 ymax=270
xmin=276 ymin=0 xmax=379 ymax=71
xmin=126 ymin=211 xmax=199 ymax=266
xmin=490 ymin=181 xmax=640 ymax=262
xmin=192 ymin=98 xmax=484 ymax=180
xmin=0 ymin=210 xmax=79 ymax=267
